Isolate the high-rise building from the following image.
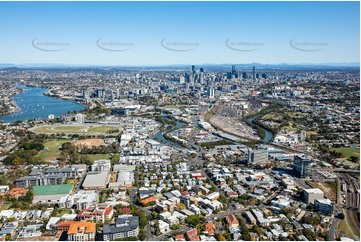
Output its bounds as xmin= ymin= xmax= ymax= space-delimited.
xmin=293 ymin=155 xmax=312 ymax=178
xmin=252 ymin=66 xmax=256 ymax=80
xmin=75 ymin=114 xmax=85 ymax=124
xmin=200 ymin=67 xmax=204 ymax=73
xmin=207 ymin=87 xmax=215 ymax=98
xmin=191 ymin=65 xmax=196 ymax=74
xmin=248 ymin=149 xmax=269 ymax=164
xmin=242 ymin=72 xmax=247 ymax=79
xmin=314 ymin=198 xmax=333 ymax=215
xmin=179 ymin=75 xmax=185 ymax=84
xmin=304 ymin=188 xmax=324 ymax=204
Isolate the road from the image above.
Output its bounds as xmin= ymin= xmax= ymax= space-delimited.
xmin=75 ymin=167 xmax=88 ymax=192
xmin=329 ymin=207 xmax=340 ymax=241
xmin=155 ymin=225 xmax=191 ymax=241
xmin=11 ymin=221 xmax=24 ymax=241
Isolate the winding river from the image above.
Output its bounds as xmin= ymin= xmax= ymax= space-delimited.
xmin=154 ymin=116 xmax=186 ymax=148
xmin=247 ymin=116 xmax=274 ymax=142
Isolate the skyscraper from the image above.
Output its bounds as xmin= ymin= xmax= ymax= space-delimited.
xmin=191 ymin=65 xmax=196 ymax=74
xmin=293 ymin=155 xmax=312 ymax=178
xmin=207 ymin=87 xmax=215 ymax=98
xmin=252 ymin=66 xmax=256 ymax=80
xmin=242 ymin=72 xmax=247 ymax=79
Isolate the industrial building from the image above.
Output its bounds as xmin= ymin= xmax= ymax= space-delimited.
xmin=304 ymin=188 xmax=324 ymax=204
xmin=32 ymin=184 xmax=73 ymax=204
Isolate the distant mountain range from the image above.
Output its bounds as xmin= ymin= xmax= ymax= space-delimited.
xmin=0 ymin=62 xmax=359 ymax=71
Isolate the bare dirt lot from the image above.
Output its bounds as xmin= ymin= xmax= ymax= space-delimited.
xmin=308 ymin=181 xmax=337 ymax=201
xmin=74 ymin=138 xmax=105 ymax=148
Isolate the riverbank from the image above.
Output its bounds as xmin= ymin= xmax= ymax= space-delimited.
xmin=0 ymin=87 xmax=23 ymax=116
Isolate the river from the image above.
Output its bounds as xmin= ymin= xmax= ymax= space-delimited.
xmin=154 ymin=116 xmax=186 ymax=148
xmin=248 ymin=116 xmax=274 ymax=142
xmin=0 ymin=84 xmax=85 ymax=123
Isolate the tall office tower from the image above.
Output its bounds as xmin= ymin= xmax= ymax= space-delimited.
xmin=200 ymin=67 xmax=204 ymax=73
xmin=191 ymin=65 xmax=196 ymax=74
xmin=252 ymin=66 xmax=256 ymax=80
xmin=226 ymin=72 xmax=232 ymax=79
xmin=179 ymin=75 xmax=185 ymax=84
xmin=207 ymin=87 xmax=215 ymax=98
xmin=293 ymin=155 xmax=312 ymax=178
xmin=190 ymin=74 xmax=194 ymax=84
xmin=231 ymin=65 xmax=238 ymax=78
xmin=199 ymin=72 xmax=204 ymax=85
xmin=242 ymin=72 xmax=247 ymax=79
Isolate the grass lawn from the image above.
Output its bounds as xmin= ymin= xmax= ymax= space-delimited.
xmin=31 ymin=125 xmax=118 ymax=134
xmin=286 ymin=112 xmax=306 ymax=119
xmin=261 ymin=113 xmax=283 ymax=121
xmin=338 ymin=209 xmax=360 ymax=240
xmin=280 ymin=122 xmax=298 ymax=131
xmin=58 ymin=209 xmax=72 ymax=216
xmin=0 ymin=203 xmax=11 ymax=211
xmin=65 ymin=179 xmax=78 ymax=185
xmin=86 ymin=154 xmax=112 ymax=162
xmin=331 ymin=147 xmax=360 ymax=163
xmin=36 ymin=139 xmax=70 ymax=161
xmin=199 ymin=140 xmax=233 ymax=148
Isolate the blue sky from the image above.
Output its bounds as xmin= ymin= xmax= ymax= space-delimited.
xmin=0 ymin=1 xmax=359 ymax=66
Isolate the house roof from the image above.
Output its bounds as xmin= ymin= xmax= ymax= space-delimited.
xmin=67 ymin=222 xmax=96 ymax=235
xmin=226 ymin=215 xmax=239 ymax=225
xmin=140 ymin=196 xmax=158 ymax=205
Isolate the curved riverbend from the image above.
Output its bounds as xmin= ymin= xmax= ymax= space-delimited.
xmin=0 ymin=84 xmax=85 ymax=123
xmin=247 ymin=116 xmax=274 ymax=142
xmin=154 ymin=116 xmax=186 ymax=148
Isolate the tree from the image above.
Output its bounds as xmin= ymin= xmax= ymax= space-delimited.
xmin=138 ymin=229 xmax=146 ymax=241
xmin=350 ymin=156 xmax=359 ymax=163
xmin=151 ymin=211 xmax=158 ymax=220
xmin=177 ymin=203 xmax=186 ymax=210
xmin=210 ymin=185 xmax=217 ymax=192
xmin=217 ymin=235 xmax=226 ymax=241
xmin=186 ymin=215 xmax=206 ymax=227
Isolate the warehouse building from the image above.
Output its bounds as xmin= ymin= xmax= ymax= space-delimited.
xmin=32 ymin=184 xmax=72 ymax=204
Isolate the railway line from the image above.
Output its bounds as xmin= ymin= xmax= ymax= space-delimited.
xmin=338 ymin=173 xmax=359 ymax=210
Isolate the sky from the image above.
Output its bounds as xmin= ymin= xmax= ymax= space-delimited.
xmin=0 ymin=1 xmax=359 ymax=66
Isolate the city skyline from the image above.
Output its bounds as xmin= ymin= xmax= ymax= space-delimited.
xmin=0 ymin=1 xmax=359 ymax=66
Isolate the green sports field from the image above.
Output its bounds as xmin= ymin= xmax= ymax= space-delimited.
xmin=36 ymin=139 xmax=70 ymax=161
xmin=331 ymin=147 xmax=360 ymax=161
